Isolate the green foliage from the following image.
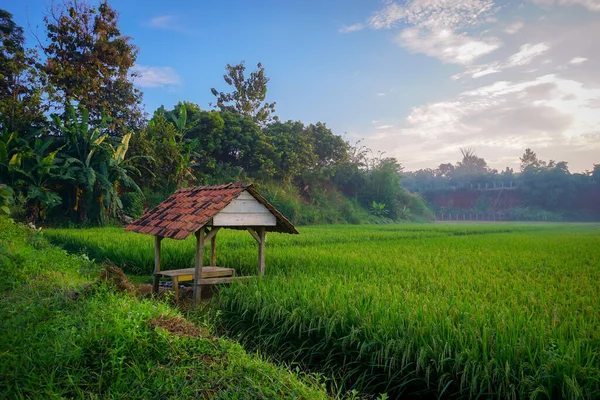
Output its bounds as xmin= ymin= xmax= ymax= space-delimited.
xmin=404 ymin=148 xmax=599 ymax=220
xmin=1 ymin=3 xmax=433 ymax=226
xmin=53 ymin=104 xmax=142 ymax=223
xmin=0 ymin=184 xmax=12 ymax=215
xmin=370 ymin=201 xmax=388 ymax=217
xmin=211 ymin=61 xmax=277 ymax=125
xmin=0 ymin=217 xmax=330 ymax=399
xmin=42 ymin=0 xmax=142 ymax=136
xmin=121 ymin=192 xmax=143 ymax=219
xmin=0 ymin=9 xmax=48 ymax=135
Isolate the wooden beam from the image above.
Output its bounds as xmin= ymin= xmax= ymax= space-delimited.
xmin=258 ymin=226 xmax=266 ymax=276
xmin=247 ymin=227 xmax=261 ymax=244
xmin=204 ymin=226 xmax=221 ymax=242
xmin=196 ymin=276 xmax=253 ymax=285
xmin=152 ymin=236 xmax=162 ymax=295
xmin=210 ymin=231 xmax=217 ymax=266
xmin=193 ymin=227 xmax=205 ymax=304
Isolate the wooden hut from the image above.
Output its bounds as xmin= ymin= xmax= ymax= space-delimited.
xmin=125 ymin=183 xmax=298 ymax=303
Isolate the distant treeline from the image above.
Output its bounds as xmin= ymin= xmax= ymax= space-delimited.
xmin=403 ymin=149 xmax=600 ymax=220
xmin=0 ymin=3 xmax=431 ymax=226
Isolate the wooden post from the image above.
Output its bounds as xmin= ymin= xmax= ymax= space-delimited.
xmin=258 ymin=226 xmax=266 ymax=276
xmin=193 ymin=227 xmax=205 ymax=304
xmin=152 ymin=236 xmax=162 ymax=295
xmin=210 ymin=232 xmax=217 ymax=266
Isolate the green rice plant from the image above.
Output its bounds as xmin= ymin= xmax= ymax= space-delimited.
xmin=44 ymin=223 xmax=600 ymax=398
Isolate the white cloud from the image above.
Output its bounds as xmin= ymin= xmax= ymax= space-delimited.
xmin=133 ymin=65 xmax=181 ymax=88
xmin=453 ymin=42 xmax=549 ymax=80
xmin=376 ymin=92 xmax=386 ymax=96
xmin=367 ymin=74 xmax=600 ymax=170
xmin=532 ymin=0 xmax=600 ymax=11
xmin=149 ymin=15 xmax=176 ymax=29
xmin=398 ymin=27 xmax=502 ymax=65
xmin=570 ymin=57 xmax=588 ymax=64
xmin=339 ymin=23 xmax=365 ymax=33
xmin=504 ymin=21 xmax=524 ymax=34
xmin=146 ymin=15 xmax=192 ymax=33
xmin=369 ymin=0 xmax=498 ymax=30
xmin=361 ymin=0 xmax=503 ymax=65
xmin=507 ymin=43 xmax=550 ymax=67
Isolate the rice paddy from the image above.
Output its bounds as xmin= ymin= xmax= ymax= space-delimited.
xmin=45 ymin=223 xmax=600 ymax=398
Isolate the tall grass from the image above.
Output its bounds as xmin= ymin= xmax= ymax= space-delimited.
xmin=1 ymin=218 xmax=331 ymax=399
xmin=45 ymin=223 xmax=600 ymax=398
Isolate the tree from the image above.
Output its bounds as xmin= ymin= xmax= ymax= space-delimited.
xmin=455 ymin=148 xmax=488 ymax=176
xmin=592 ymin=164 xmax=600 ymax=185
xmin=211 ymin=61 xmax=277 ymax=125
xmin=306 ymin=122 xmax=349 ymax=171
xmin=0 ymin=9 xmax=48 ymax=135
xmin=265 ymin=121 xmax=315 ymax=183
xmin=11 ymin=138 xmax=63 ymax=222
xmin=42 ymin=0 xmax=142 ymax=136
xmin=520 ymin=148 xmax=541 ymax=172
xmin=436 ymin=163 xmax=454 ymax=178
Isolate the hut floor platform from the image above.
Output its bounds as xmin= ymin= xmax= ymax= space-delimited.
xmin=155 ymin=267 xmax=237 ymax=300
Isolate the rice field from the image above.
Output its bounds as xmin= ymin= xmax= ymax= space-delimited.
xmin=45 ymin=223 xmax=600 ymax=398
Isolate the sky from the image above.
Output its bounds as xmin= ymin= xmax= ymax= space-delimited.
xmin=4 ymin=0 xmax=600 ymax=172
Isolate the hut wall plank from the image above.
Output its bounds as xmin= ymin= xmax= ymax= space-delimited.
xmin=213 ymin=190 xmax=276 ymax=226
xmin=213 ymin=212 xmax=276 ymax=226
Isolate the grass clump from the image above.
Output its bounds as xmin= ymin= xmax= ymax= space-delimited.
xmin=0 ymin=217 xmax=330 ymax=399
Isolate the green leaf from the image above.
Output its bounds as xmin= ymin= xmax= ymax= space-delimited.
xmin=80 ymin=106 xmax=89 ymax=134
xmin=0 ymin=141 xmax=7 ymax=164
xmin=8 ymin=153 xmax=21 ymax=168
xmin=41 ymin=150 xmax=59 ymax=167
xmin=0 ymin=206 xmax=9 ymax=215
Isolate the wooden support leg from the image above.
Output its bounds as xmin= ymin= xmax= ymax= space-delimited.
xmin=152 ymin=236 xmax=162 ymax=295
xmin=210 ymin=233 xmax=217 ymax=267
xmin=173 ymin=276 xmax=179 ymax=302
xmin=193 ymin=228 xmax=205 ymax=305
xmin=258 ymin=227 xmax=266 ymax=276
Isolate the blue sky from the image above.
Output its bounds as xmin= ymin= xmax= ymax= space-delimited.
xmin=4 ymin=0 xmax=600 ymax=172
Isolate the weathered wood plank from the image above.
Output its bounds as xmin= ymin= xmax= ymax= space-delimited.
xmin=152 ymin=235 xmax=162 ymax=294
xmin=210 ymin=233 xmax=217 ymax=266
xmin=204 ymin=226 xmax=221 ymax=242
xmin=213 ymin=212 xmax=276 ymax=226
xmin=157 ymin=266 xmax=234 ymax=276
xmin=219 ymin=199 xmax=272 ymax=214
xmin=236 ymin=191 xmax=255 ymax=200
xmin=193 ymin=227 xmax=205 ymax=304
xmin=247 ymin=227 xmax=261 ymax=243
xmin=196 ymin=276 xmax=254 ymax=285
xmin=258 ymin=226 xmax=266 ymax=276
xmin=173 ymin=275 xmax=179 ymax=301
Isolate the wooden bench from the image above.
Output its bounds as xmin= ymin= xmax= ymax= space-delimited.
xmin=155 ymin=266 xmax=245 ymax=300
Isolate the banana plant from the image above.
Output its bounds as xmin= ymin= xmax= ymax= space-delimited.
xmin=0 ymin=129 xmax=33 ymax=184
xmin=12 ymin=138 xmax=63 ymax=222
xmin=0 ymin=184 xmax=13 ymax=216
xmin=97 ymin=132 xmax=150 ymax=222
xmin=52 ymin=104 xmax=108 ymax=221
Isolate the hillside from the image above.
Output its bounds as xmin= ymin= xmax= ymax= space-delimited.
xmin=0 ymin=217 xmax=330 ymax=399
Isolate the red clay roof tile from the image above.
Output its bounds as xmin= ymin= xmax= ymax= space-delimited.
xmin=125 ymin=183 xmax=298 ymax=240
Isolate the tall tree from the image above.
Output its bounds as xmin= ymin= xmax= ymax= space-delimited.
xmin=211 ymin=61 xmax=277 ymax=125
xmin=42 ymin=0 xmax=142 ymax=136
xmin=455 ymin=148 xmax=488 ymax=177
xmin=0 ymin=9 xmax=48 ymax=135
xmin=520 ymin=148 xmax=541 ymax=172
